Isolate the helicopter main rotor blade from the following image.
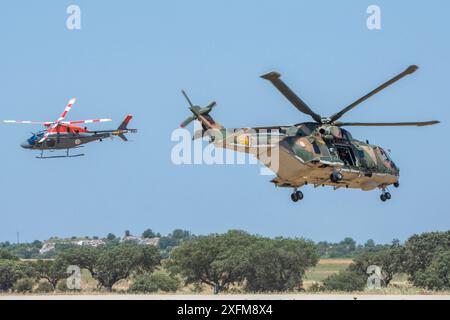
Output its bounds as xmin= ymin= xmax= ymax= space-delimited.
xmin=329 ymin=65 xmax=419 ymax=123
xmin=261 ymin=71 xmax=322 ymax=123
xmin=335 ymin=120 xmax=440 ymax=127
xmin=181 ymin=90 xmax=194 ymax=108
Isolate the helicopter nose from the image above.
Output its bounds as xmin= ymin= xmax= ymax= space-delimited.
xmin=21 ymin=141 xmax=32 ymax=149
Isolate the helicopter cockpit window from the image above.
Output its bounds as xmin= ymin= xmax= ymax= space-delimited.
xmin=378 ymin=148 xmax=392 ymax=162
xmin=341 ymin=129 xmax=353 ymax=141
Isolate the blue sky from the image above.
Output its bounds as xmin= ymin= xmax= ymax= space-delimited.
xmin=0 ymin=0 xmax=448 ymax=244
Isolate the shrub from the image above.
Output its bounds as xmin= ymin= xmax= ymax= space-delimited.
xmin=0 ymin=249 xmax=18 ymax=260
xmin=12 ymin=278 xmax=34 ymax=293
xmin=35 ymin=281 xmax=55 ymax=293
xmin=307 ymin=282 xmax=323 ymax=292
xmin=322 ymin=270 xmax=366 ymax=292
xmin=56 ymin=279 xmax=69 ymax=292
xmin=129 ymin=272 xmax=179 ymax=293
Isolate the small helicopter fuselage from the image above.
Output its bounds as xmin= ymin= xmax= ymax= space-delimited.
xmin=21 ymin=124 xmax=114 ymax=151
xmin=5 ymin=98 xmax=136 ymax=158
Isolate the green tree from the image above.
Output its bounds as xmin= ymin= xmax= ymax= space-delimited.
xmin=168 ymin=230 xmax=254 ymax=293
xmin=171 ymin=229 xmax=191 ymax=240
xmin=142 ymin=229 xmax=156 ymax=239
xmin=350 ymin=240 xmax=403 ymax=286
xmin=94 ymin=244 xmax=160 ymax=291
xmin=0 ymin=260 xmax=35 ymax=291
xmin=33 ymin=259 xmax=68 ymax=289
xmin=245 ymin=238 xmax=319 ymax=292
xmin=58 ymin=246 xmax=97 ymax=276
xmin=59 ymin=244 xmax=161 ymax=291
xmin=414 ymin=250 xmax=450 ymax=290
xmin=106 ymin=233 xmax=116 ymax=241
xmin=402 ymin=231 xmax=450 ymax=286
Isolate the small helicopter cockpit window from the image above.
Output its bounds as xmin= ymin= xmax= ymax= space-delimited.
xmin=28 ymin=133 xmax=44 ymax=145
xmin=27 ymin=135 xmax=38 ymax=145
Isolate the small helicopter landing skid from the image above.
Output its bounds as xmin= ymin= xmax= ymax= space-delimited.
xmin=36 ymin=147 xmax=85 ymax=159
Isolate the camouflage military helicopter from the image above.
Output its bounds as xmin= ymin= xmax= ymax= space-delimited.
xmin=180 ymin=65 xmax=439 ymax=202
xmin=4 ymin=98 xmax=137 ymax=159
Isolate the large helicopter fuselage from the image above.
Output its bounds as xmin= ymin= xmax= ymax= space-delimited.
xmin=213 ymin=123 xmax=400 ymax=191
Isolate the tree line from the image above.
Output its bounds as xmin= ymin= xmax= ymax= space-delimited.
xmin=0 ymin=230 xmax=448 ymax=293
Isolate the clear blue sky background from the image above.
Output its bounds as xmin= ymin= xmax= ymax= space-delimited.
xmin=0 ymin=0 xmax=448 ymax=244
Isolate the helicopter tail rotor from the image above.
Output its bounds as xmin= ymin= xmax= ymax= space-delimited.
xmin=180 ymin=90 xmax=221 ymax=130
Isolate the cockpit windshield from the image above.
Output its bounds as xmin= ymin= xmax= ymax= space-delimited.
xmin=27 ymin=133 xmax=43 ymax=145
xmin=341 ymin=129 xmax=353 ymax=140
xmin=379 ymin=147 xmax=393 ymax=162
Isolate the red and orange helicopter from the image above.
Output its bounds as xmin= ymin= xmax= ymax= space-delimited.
xmin=4 ymin=98 xmax=137 ymax=159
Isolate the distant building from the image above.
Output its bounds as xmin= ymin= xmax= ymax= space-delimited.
xmin=39 ymin=242 xmax=55 ymax=254
xmin=75 ymin=239 xmax=106 ymax=247
xmin=39 ymin=238 xmax=106 ymax=254
xmin=121 ymin=236 xmax=160 ymax=246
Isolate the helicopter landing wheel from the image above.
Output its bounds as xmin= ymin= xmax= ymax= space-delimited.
xmin=291 ymin=190 xmax=304 ymax=202
xmin=330 ymin=171 xmax=343 ymax=183
xmin=380 ymin=191 xmax=391 ymax=202
xmin=394 ymin=182 xmax=400 ymax=188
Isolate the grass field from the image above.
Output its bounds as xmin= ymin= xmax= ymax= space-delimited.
xmin=304 ymin=258 xmax=352 ymax=285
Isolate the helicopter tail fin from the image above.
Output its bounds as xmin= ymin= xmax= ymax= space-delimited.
xmin=118 ymin=115 xmax=133 ymax=131
xmin=115 ymin=115 xmax=137 ymax=141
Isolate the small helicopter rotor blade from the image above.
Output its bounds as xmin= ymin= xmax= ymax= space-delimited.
xmin=3 ymin=120 xmax=53 ymax=126
xmin=329 ymin=65 xmax=419 ymax=123
xmin=335 ymin=120 xmax=440 ymax=127
xmin=261 ymin=71 xmax=322 ymax=123
xmin=61 ymin=118 xmax=112 ymax=125
xmin=181 ymin=90 xmax=194 ymax=108
xmin=55 ymin=98 xmax=77 ymax=124
xmin=39 ymin=98 xmax=76 ymax=144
